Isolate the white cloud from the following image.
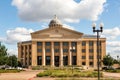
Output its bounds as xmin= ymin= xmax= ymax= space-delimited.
xmin=0 ymin=27 xmax=34 ymax=44
xmin=12 ymin=0 xmax=106 ymax=22
xmin=102 ymin=27 xmax=120 ymax=40
xmin=102 ymin=27 xmax=120 ymax=58
xmin=7 ymin=49 xmax=18 ymax=56
xmin=63 ymin=24 xmax=75 ymax=30
xmin=107 ymin=41 xmax=120 ymax=47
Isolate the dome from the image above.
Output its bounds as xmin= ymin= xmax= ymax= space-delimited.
xmin=49 ymin=15 xmax=62 ymax=28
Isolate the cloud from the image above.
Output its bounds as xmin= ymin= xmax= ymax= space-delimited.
xmin=12 ymin=0 xmax=106 ymax=22
xmin=7 ymin=49 xmax=18 ymax=56
xmin=63 ymin=24 xmax=75 ymax=30
xmin=101 ymin=27 xmax=120 ymax=58
xmin=0 ymin=27 xmax=34 ymax=44
xmin=102 ymin=27 xmax=120 ymax=40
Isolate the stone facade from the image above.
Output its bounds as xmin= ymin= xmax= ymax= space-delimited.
xmin=18 ymin=16 xmax=106 ymax=68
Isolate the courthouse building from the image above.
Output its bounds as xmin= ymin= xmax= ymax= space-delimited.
xmin=18 ymin=16 xmax=106 ymax=68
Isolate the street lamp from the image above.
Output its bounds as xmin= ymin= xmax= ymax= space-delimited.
xmin=70 ymin=45 xmax=75 ymax=74
xmin=92 ymin=22 xmax=103 ymax=80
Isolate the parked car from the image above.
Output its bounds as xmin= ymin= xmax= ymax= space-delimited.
xmin=102 ymin=66 xmax=116 ymax=70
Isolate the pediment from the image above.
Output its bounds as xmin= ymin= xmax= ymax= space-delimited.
xmin=31 ymin=27 xmax=83 ymax=39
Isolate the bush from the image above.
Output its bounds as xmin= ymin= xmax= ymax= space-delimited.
xmin=0 ymin=69 xmax=21 ymax=73
xmin=106 ymin=69 xmax=120 ymax=73
xmin=37 ymin=69 xmax=102 ymax=78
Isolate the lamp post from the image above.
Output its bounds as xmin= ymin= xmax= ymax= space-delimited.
xmin=70 ymin=45 xmax=75 ymax=74
xmin=92 ymin=22 xmax=103 ymax=80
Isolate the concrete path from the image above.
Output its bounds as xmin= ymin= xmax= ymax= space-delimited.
xmin=0 ymin=69 xmax=41 ymax=80
xmin=103 ymin=72 xmax=120 ymax=78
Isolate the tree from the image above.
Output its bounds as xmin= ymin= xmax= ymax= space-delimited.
xmin=0 ymin=42 xmax=8 ymax=65
xmin=7 ymin=55 xmax=18 ymax=67
xmin=102 ymin=54 xmax=114 ymax=67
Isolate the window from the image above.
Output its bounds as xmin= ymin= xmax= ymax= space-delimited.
xmin=97 ymin=49 xmax=101 ymax=53
xmin=89 ymin=56 xmax=93 ymax=59
xmin=89 ymin=49 xmax=93 ymax=53
xmin=46 ymin=56 xmax=51 ymax=65
xmin=82 ymin=56 xmax=86 ymax=59
xmin=72 ymin=56 xmax=76 ymax=65
xmin=82 ymin=62 xmax=86 ymax=65
xmin=96 ymin=41 xmax=101 ymax=46
xmin=37 ymin=49 xmax=42 ymax=52
xmin=89 ymin=62 xmax=93 ymax=66
xmin=55 ymin=56 xmax=59 ymax=66
xmin=82 ymin=41 xmax=86 ymax=46
xmin=54 ymin=49 xmax=59 ymax=53
xmin=72 ymin=42 xmax=77 ymax=46
xmin=89 ymin=41 xmax=93 ymax=46
xmin=45 ymin=42 xmax=51 ymax=46
xmin=63 ymin=49 xmax=68 ymax=53
xmin=29 ymin=45 xmax=31 ymax=49
xmin=54 ymin=42 xmax=60 ymax=46
xmin=82 ymin=49 xmax=86 ymax=53
xmin=63 ymin=42 xmax=68 ymax=46
xmin=37 ymin=56 xmax=42 ymax=65
xmin=63 ymin=56 xmax=68 ymax=65
xmin=46 ymin=49 xmax=51 ymax=53
xmin=37 ymin=42 xmax=42 ymax=46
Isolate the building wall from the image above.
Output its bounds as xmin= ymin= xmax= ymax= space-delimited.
xmin=18 ymin=39 xmax=106 ymax=68
xmin=18 ymin=42 xmax=32 ymax=67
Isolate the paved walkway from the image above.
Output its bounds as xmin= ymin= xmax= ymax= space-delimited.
xmin=0 ymin=70 xmax=120 ymax=80
xmin=103 ymin=72 xmax=120 ymax=78
xmin=0 ymin=69 xmax=41 ymax=80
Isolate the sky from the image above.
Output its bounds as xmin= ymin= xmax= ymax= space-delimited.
xmin=0 ymin=0 xmax=120 ymax=58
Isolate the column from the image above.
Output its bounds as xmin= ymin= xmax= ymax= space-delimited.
xmin=18 ymin=43 xmax=21 ymax=62
xmin=27 ymin=45 xmax=29 ymax=66
xmin=23 ymin=46 xmax=26 ymax=66
xmin=42 ymin=42 xmax=45 ymax=66
xmin=77 ymin=42 xmax=82 ymax=66
xmin=93 ymin=41 xmax=97 ymax=68
xmin=86 ymin=41 xmax=89 ymax=67
xmin=60 ymin=42 xmax=63 ymax=67
xmin=31 ymin=41 xmax=37 ymax=66
xmin=51 ymin=42 xmax=54 ymax=67
xmin=101 ymin=41 xmax=106 ymax=67
xmin=68 ymin=42 xmax=72 ymax=65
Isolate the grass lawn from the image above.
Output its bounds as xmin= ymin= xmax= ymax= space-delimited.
xmin=37 ymin=69 xmax=103 ymax=78
xmin=0 ymin=69 xmax=22 ymax=73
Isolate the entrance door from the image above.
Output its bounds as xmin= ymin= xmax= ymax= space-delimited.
xmin=55 ymin=56 xmax=59 ymax=66
xmin=63 ymin=56 xmax=68 ymax=66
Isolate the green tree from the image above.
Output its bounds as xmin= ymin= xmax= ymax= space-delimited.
xmin=0 ymin=42 xmax=8 ymax=65
xmin=7 ymin=55 xmax=18 ymax=67
xmin=102 ymin=54 xmax=114 ymax=67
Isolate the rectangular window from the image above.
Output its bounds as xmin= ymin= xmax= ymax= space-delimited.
xmin=37 ymin=42 xmax=42 ymax=46
xmin=63 ymin=42 xmax=68 ymax=46
xmin=82 ymin=62 xmax=86 ymax=65
xmin=89 ymin=41 xmax=93 ymax=46
xmin=82 ymin=41 xmax=86 ymax=46
xmin=82 ymin=56 xmax=86 ymax=59
xmin=45 ymin=42 xmax=51 ymax=46
xmin=71 ymin=42 xmax=77 ymax=46
xmin=46 ymin=56 xmax=51 ymax=65
xmin=82 ymin=49 xmax=86 ymax=53
xmin=54 ymin=42 xmax=60 ymax=46
xmin=54 ymin=49 xmax=59 ymax=53
xmin=37 ymin=56 xmax=42 ymax=65
xmin=89 ymin=56 xmax=93 ymax=59
xmin=46 ymin=49 xmax=51 ymax=53
xmin=96 ymin=41 xmax=101 ymax=46
xmin=37 ymin=49 xmax=42 ymax=52
xmin=89 ymin=62 xmax=93 ymax=66
xmin=89 ymin=49 xmax=93 ymax=53
xmin=63 ymin=49 xmax=68 ymax=53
